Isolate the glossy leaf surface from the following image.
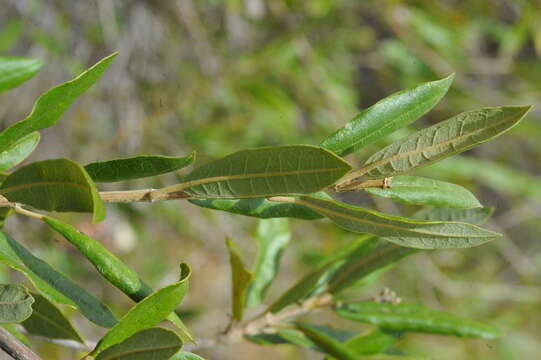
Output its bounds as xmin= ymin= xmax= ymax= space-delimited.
xmin=85 ymin=152 xmax=195 ymax=183
xmin=96 ymin=327 xmax=182 ymax=360
xmin=365 ymin=176 xmax=481 ymax=209
xmin=0 ymin=284 xmax=33 ymax=323
xmin=321 ymin=75 xmax=454 ymax=156
xmin=22 ymin=293 xmax=83 ymax=342
xmin=0 ymin=53 xmax=116 ymax=154
xmin=0 ymin=132 xmax=40 ymax=171
xmin=226 ymin=238 xmax=253 ymax=321
xmin=0 ymin=232 xmax=117 ymax=328
xmin=182 ymin=145 xmax=351 ymax=198
xmin=0 ymin=57 xmax=42 ymax=92
xmin=246 ymin=218 xmax=290 ymax=307
xmin=336 ymin=302 xmax=500 ymax=338
xmin=0 ymin=158 xmax=105 ymax=223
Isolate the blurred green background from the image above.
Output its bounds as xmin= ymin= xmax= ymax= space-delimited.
xmin=1 ymin=0 xmax=540 ymax=359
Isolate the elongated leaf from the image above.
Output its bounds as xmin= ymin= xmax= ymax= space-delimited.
xmin=171 ymin=352 xmax=206 ymax=360
xmin=96 ymin=327 xmax=182 ymax=360
xmin=0 ymin=232 xmax=117 ymax=328
xmin=335 ymin=302 xmax=500 ymax=339
xmin=320 ymin=75 xmax=454 ymax=156
xmin=0 ymin=158 xmax=105 ymax=223
xmin=89 ymin=264 xmax=191 ymax=356
xmin=0 ymin=284 xmax=33 ymax=323
xmin=296 ymin=323 xmax=359 ymax=360
xmin=43 ymin=217 xmax=141 ymax=296
xmin=226 ymin=238 xmax=253 ymax=322
xmin=85 ymin=152 xmax=195 ymax=183
xmin=365 ymin=176 xmax=481 ymax=209
xmin=359 ymin=106 xmax=531 ymax=179
xmin=246 ymin=218 xmax=290 ymax=307
xmin=289 ymin=196 xmax=500 ymax=249
xmin=0 ymin=53 xmax=117 ymax=153
xmin=412 ymin=206 xmax=493 ymax=225
xmin=180 ymin=145 xmax=351 ymax=199
xmin=0 ymin=57 xmax=43 ymax=92
xmin=0 ymin=132 xmax=40 ymax=171
xmin=344 ymin=329 xmax=400 ymax=356
xmin=22 ymin=293 xmax=83 ymax=342
xmin=189 ymin=197 xmax=324 ymax=220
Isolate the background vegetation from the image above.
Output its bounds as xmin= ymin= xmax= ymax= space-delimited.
xmin=1 ymin=0 xmax=540 ymax=359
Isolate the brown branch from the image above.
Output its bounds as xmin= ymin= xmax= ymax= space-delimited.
xmin=0 ymin=326 xmax=41 ymax=360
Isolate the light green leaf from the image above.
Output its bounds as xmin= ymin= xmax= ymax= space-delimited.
xmin=171 ymin=352 xmax=207 ymax=360
xmin=89 ymin=264 xmax=191 ymax=357
xmin=287 ymin=196 xmax=500 ymax=249
xmin=0 ymin=232 xmax=117 ymax=328
xmin=226 ymin=238 xmax=253 ymax=322
xmin=320 ymin=75 xmax=454 ymax=156
xmin=358 ymin=106 xmax=531 ymax=179
xmin=0 ymin=57 xmax=43 ymax=92
xmin=96 ymin=327 xmax=182 ymax=360
xmin=412 ymin=206 xmax=494 ymax=225
xmin=43 ymin=217 xmax=141 ymax=296
xmin=335 ymin=302 xmax=500 ymax=339
xmin=85 ymin=152 xmax=195 ymax=183
xmin=0 ymin=158 xmax=105 ymax=223
xmin=344 ymin=329 xmax=400 ymax=356
xmin=22 ymin=292 xmax=83 ymax=343
xmin=246 ymin=218 xmax=290 ymax=307
xmin=179 ymin=145 xmax=351 ymax=199
xmin=365 ymin=176 xmax=481 ymax=209
xmin=0 ymin=132 xmax=40 ymax=171
xmin=295 ymin=322 xmax=359 ymax=360
xmin=0 ymin=53 xmax=117 ymax=153
xmin=0 ymin=284 xmax=33 ymax=323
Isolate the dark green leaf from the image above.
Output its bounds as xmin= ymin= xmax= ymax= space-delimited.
xmin=344 ymin=329 xmax=400 ymax=356
xmin=0 ymin=57 xmax=43 ymax=92
xmin=246 ymin=218 xmax=290 ymax=307
xmin=89 ymin=264 xmax=191 ymax=356
xmin=0 ymin=232 xmax=117 ymax=328
xmin=0 ymin=284 xmax=33 ymax=323
xmin=96 ymin=327 xmax=182 ymax=360
xmin=43 ymin=217 xmax=142 ymax=296
xmin=288 ymin=196 xmax=500 ymax=249
xmin=22 ymin=293 xmax=83 ymax=343
xmin=0 ymin=53 xmax=117 ymax=153
xmin=226 ymin=238 xmax=253 ymax=322
xmin=320 ymin=75 xmax=454 ymax=156
xmin=296 ymin=322 xmax=359 ymax=360
xmin=357 ymin=106 xmax=532 ymax=179
xmin=412 ymin=206 xmax=494 ymax=225
xmin=365 ymin=176 xmax=481 ymax=209
xmin=0 ymin=132 xmax=40 ymax=171
xmin=85 ymin=152 xmax=195 ymax=183
xmin=176 ymin=145 xmax=351 ymax=199
xmin=0 ymin=158 xmax=105 ymax=223
xmin=335 ymin=302 xmax=500 ymax=339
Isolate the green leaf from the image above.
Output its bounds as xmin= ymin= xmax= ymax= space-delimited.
xmin=226 ymin=238 xmax=253 ymax=322
xmin=0 ymin=132 xmax=40 ymax=171
xmin=335 ymin=302 xmax=500 ymax=339
xmin=22 ymin=293 xmax=83 ymax=343
xmin=0 ymin=284 xmax=34 ymax=323
xmin=344 ymin=329 xmax=400 ymax=356
xmin=0 ymin=231 xmax=117 ymax=328
xmin=246 ymin=218 xmax=290 ymax=307
xmin=288 ymin=196 xmax=500 ymax=249
xmin=179 ymin=145 xmax=351 ymax=199
xmin=95 ymin=327 xmax=182 ymax=360
xmin=0 ymin=57 xmax=43 ymax=92
xmin=358 ymin=106 xmax=532 ymax=179
xmin=0 ymin=158 xmax=105 ymax=223
xmin=365 ymin=176 xmax=481 ymax=209
xmin=171 ymin=352 xmax=207 ymax=360
xmin=320 ymin=75 xmax=454 ymax=156
xmin=43 ymin=217 xmax=142 ymax=296
xmin=85 ymin=152 xmax=196 ymax=183
xmin=0 ymin=208 xmax=13 ymax=229
xmin=412 ymin=206 xmax=494 ymax=225
xmin=89 ymin=264 xmax=191 ymax=357
xmin=189 ymin=196 xmax=324 ymax=220
xmin=295 ymin=322 xmax=359 ymax=360
xmin=0 ymin=53 xmax=117 ymax=153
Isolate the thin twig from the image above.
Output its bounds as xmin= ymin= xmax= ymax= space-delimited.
xmin=0 ymin=326 xmax=41 ymax=360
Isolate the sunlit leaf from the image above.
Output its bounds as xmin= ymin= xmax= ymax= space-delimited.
xmin=0 ymin=132 xmax=40 ymax=171
xmin=226 ymin=238 xmax=253 ymax=322
xmin=0 ymin=57 xmax=42 ymax=92
xmin=170 ymin=351 xmax=207 ymax=360
xmin=0 ymin=284 xmax=33 ymax=323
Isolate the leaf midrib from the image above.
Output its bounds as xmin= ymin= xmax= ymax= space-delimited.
xmin=30 ymin=309 xmax=78 ymax=340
